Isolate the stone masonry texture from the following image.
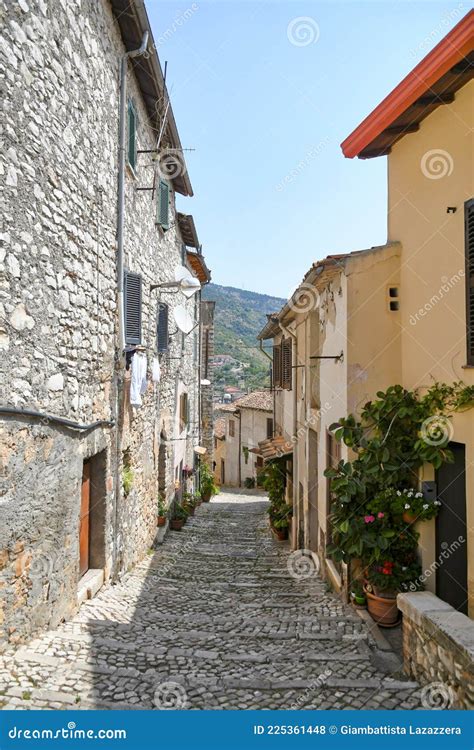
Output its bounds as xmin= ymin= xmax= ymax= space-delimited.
xmin=0 ymin=0 xmax=201 ymax=646
xmin=0 ymin=493 xmax=424 ymax=710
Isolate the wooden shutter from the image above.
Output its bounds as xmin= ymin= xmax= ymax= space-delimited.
xmin=157 ymin=180 xmax=169 ymax=230
xmin=282 ymin=337 xmax=293 ymax=390
xmin=127 ymin=100 xmax=137 ymax=171
xmin=465 ymin=198 xmax=474 ymax=365
xmin=179 ymin=393 xmax=188 ymax=429
xmin=157 ymin=302 xmax=169 ymax=353
xmin=266 ymin=418 xmax=273 ymax=439
xmin=273 ymin=344 xmax=281 ymax=388
xmin=124 ymin=271 xmax=142 ymax=344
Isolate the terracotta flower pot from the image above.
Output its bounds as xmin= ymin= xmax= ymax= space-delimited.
xmin=403 ymin=511 xmax=417 ymax=524
xmin=202 ymin=490 xmax=211 ymax=502
xmin=170 ymin=519 xmax=184 ymax=531
xmin=365 ymin=588 xmax=399 ymax=626
xmin=271 ymin=524 xmax=288 ymax=541
xmin=157 ymin=516 xmax=166 ymax=527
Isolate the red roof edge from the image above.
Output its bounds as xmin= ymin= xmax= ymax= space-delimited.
xmin=341 ymin=10 xmax=474 ymax=159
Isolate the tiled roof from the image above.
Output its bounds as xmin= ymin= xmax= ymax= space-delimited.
xmin=257 ymin=435 xmax=294 ymax=461
xmin=215 ymin=403 xmax=238 ymax=413
xmin=232 ymin=391 xmax=273 ymax=412
xmin=214 ymin=417 xmax=226 ymax=439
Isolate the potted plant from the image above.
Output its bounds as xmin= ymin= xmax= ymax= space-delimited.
xmin=170 ymin=504 xmax=188 ymax=531
xmin=157 ymin=496 xmax=167 ymax=527
xmin=200 ymin=462 xmax=217 ymax=502
xmin=272 ymin=508 xmax=291 ymax=541
xmin=182 ymin=492 xmax=195 ymax=516
xmin=194 ymin=491 xmax=202 ymax=507
xmin=350 ymin=579 xmax=366 ymax=608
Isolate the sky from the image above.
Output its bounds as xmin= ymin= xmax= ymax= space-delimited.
xmin=146 ymin=0 xmax=467 ymax=298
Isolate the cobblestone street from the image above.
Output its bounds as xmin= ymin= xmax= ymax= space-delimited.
xmin=0 ymin=492 xmax=423 ymax=710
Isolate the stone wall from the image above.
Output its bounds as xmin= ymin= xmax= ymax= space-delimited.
xmin=398 ymin=592 xmax=474 ymax=710
xmin=0 ymin=0 xmax=200 ymax=646
xmin=200 ymin=300 xmax=215 ymax=461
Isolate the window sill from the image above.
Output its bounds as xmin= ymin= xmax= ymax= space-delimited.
xmin=461 ymin=364 xmax=474 ymax=369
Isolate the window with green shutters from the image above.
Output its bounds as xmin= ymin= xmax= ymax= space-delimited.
xmin=157 ymin=179 xmax=170 ymax=230
xmin=124 ymin=271 xmax=142 ymax=345
xmin=465 ymin=198 xmax=474 ymax=365
xmin=157 ymin=302 xmax=169 ymax=354
xmin=127 ymin=100 xmax=137 ymax=172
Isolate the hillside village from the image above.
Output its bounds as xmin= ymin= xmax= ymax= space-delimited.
xmin=0 ymin=0 xmax=473 ymax=716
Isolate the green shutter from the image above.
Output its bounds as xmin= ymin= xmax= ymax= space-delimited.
xmin=157 ymin=179 xmax=169 ymax=230
xmin=127 ymin=100 xmax=137 ymax=171
xmin=124 ymin=271 xmax=142 ymax=345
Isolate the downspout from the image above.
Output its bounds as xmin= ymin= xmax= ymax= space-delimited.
xmin=238 ymin=410 xmax=242 ymax=488
xmin=278 ymin=320 xmax=298 ymax=550
xmin=113 ymin=31 xmax=149 ymax=580
xmin=117 ymin=30 xmax=149 ymax=352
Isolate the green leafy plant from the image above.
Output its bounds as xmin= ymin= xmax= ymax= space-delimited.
xmin=325 ymin=382 xmax=473 ymax=593
xmin=157 ymin=497 xmax=167 ymax=517
xmin=244 ymin=476 xmax=256 ymax=489
xmin=122 ymin=466 xmax=133 ymax=496
xmin=173 ymin=504 xmax=189 ymax=521
xmin=200 ymin=462 xmax=218 ymax=497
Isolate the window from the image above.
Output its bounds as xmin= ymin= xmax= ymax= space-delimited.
xmin=272 ymin=343 xmax=281 ymax=388
xmin=266 ymin=418 xmax=273 ymax=439
xmin=156 ymin=179 xmax=169 ymax=230
xmin=388 ymin=286 xmax=400 ymax=311
xmin=127 ymin=100 xmax=137 ymax=172
xmin=465 ymin=198 xmax=474 ymax=365
xmin=179 ymin=392 xmax=189 ymax=430
xmin=229 ymin=419 xmax=235 ymax=437
xmin=157 ymin=302 xmax=169 ymax=354
xmin=282 ymin=337 xmax=293 ymax=390
xmin=124 ymin=271 xmax=142 ymax=344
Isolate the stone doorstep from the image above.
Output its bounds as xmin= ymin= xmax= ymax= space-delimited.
xmin=398 ymin=592 xmax=474 ymax=668
xmin=77 ymin=569 xmax=104 ymax=607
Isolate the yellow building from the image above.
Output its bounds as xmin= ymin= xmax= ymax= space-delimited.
xmin=342 ymin=9 xmax=473 ymax=618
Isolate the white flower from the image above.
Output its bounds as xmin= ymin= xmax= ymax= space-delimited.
xmin=396 ymin=491 xmax=401 ymax=496
xmin=408 ymin=492 xmax=414 ymax=498
xmin=435 ymin=500 xmax=441 ymax=506
xmin=423 ymin=504 xmax=429 ymax=510
xmin=404 ymin=503 xmax=411 ymax=510
xmin=416 ymin=492 xmax=423 ymax=498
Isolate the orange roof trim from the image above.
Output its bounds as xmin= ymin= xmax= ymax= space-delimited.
xmin=341 ymin=10 xmax=474 ymax=159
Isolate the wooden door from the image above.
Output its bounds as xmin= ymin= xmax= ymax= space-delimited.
xmin=79 ymin=461 xmax=91 ymax=577
xmin=435 ymin=443 xmax=468 ymax=613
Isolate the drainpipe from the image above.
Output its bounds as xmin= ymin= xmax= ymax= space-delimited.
xmin=113 ymin=31 xmax=149 ymax=580
xmin=117 ymin=30 xmax=149 ymax=352
xmin=278 ymin=321 xmax=298 ymax=550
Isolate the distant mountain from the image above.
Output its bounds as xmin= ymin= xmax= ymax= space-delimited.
xmin=202 ymin=283 xmax=286 ymax=392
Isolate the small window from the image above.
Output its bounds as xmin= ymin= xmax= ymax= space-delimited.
xmin=179 ymin=392 xmax=189 ymax=430
xmin=266 ymin=418 xmax=273 ymax=439
xmin=388 ymin=286 xmax=399 ymax=311
xmin=124 ymin=271 xmax=142 ymax=344
xmin=229 ymin=419 xmax=235 ymax=437
xmin=127 ymin=100 xmax=137 ymax=172
xmin=157 ymin=179 xmax=170 ymax=230
xmin=157 ymin=303 xmax=169 ymax=353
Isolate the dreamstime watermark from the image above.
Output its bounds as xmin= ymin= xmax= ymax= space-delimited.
xmin=420 ymin=149 xmax=454 ymax=180
xmin=287 ymin=16 xmax=320 ymax=47
xmin=8 ymin=723 xmax=127 ymax=740
xmin=276 ymin=139 xmax=330 ymax=192
xmin=151 ymin=4 xmax=199 ymax=49
xmin=420 ymin=415 xmax=454 ymax=446
xmin=155 ymin=148 xmax=188 ymax=181
xmin=288 ymin=282 xmax=320 ymax=314
xmin=153 ymin=680 xmax=187 ymax=709
xmin=420 ymin=681 xmax=456 ymax=710
xmin=407 ymin=535 xmax=465 ymax=591
xmin=290 ymin=669 xmax=332 ymax=709
xmin=17 ymin=544 xmax=58 ymax=580
xmin=409 ymin=270 xmax=464 ymax=325
xmin=287 ymin=549 xmax=320 ymax=580
xmin=409 ymin=4 xmax=464 ymax=57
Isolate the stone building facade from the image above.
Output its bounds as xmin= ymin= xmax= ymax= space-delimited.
xmin=0 ymin=0 xmax=210 ymax=647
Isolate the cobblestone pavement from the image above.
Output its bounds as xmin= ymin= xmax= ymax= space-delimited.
xmin=0 ymin=492 xmax=423 ymax=710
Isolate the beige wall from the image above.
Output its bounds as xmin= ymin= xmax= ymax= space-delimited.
xmin=240 ymin=408 xmax=272 ymax=485
xmin=387 ymin=80 xmax=474 ymax=615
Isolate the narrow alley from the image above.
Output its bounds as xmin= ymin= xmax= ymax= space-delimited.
xmin=0 ymin=493 xmax=423 ymax=710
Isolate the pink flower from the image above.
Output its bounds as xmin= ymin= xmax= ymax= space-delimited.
xmin=364 ymin=515 xmax=375 ymax=523
xmin=377 ymin=512 xmax=385 ymax=519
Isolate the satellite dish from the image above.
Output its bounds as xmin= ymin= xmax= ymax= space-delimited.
xmin=173 ymin=305 xmax=195 ymax=334
xmin=174 ymin=265 xmax=201 ymax=298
